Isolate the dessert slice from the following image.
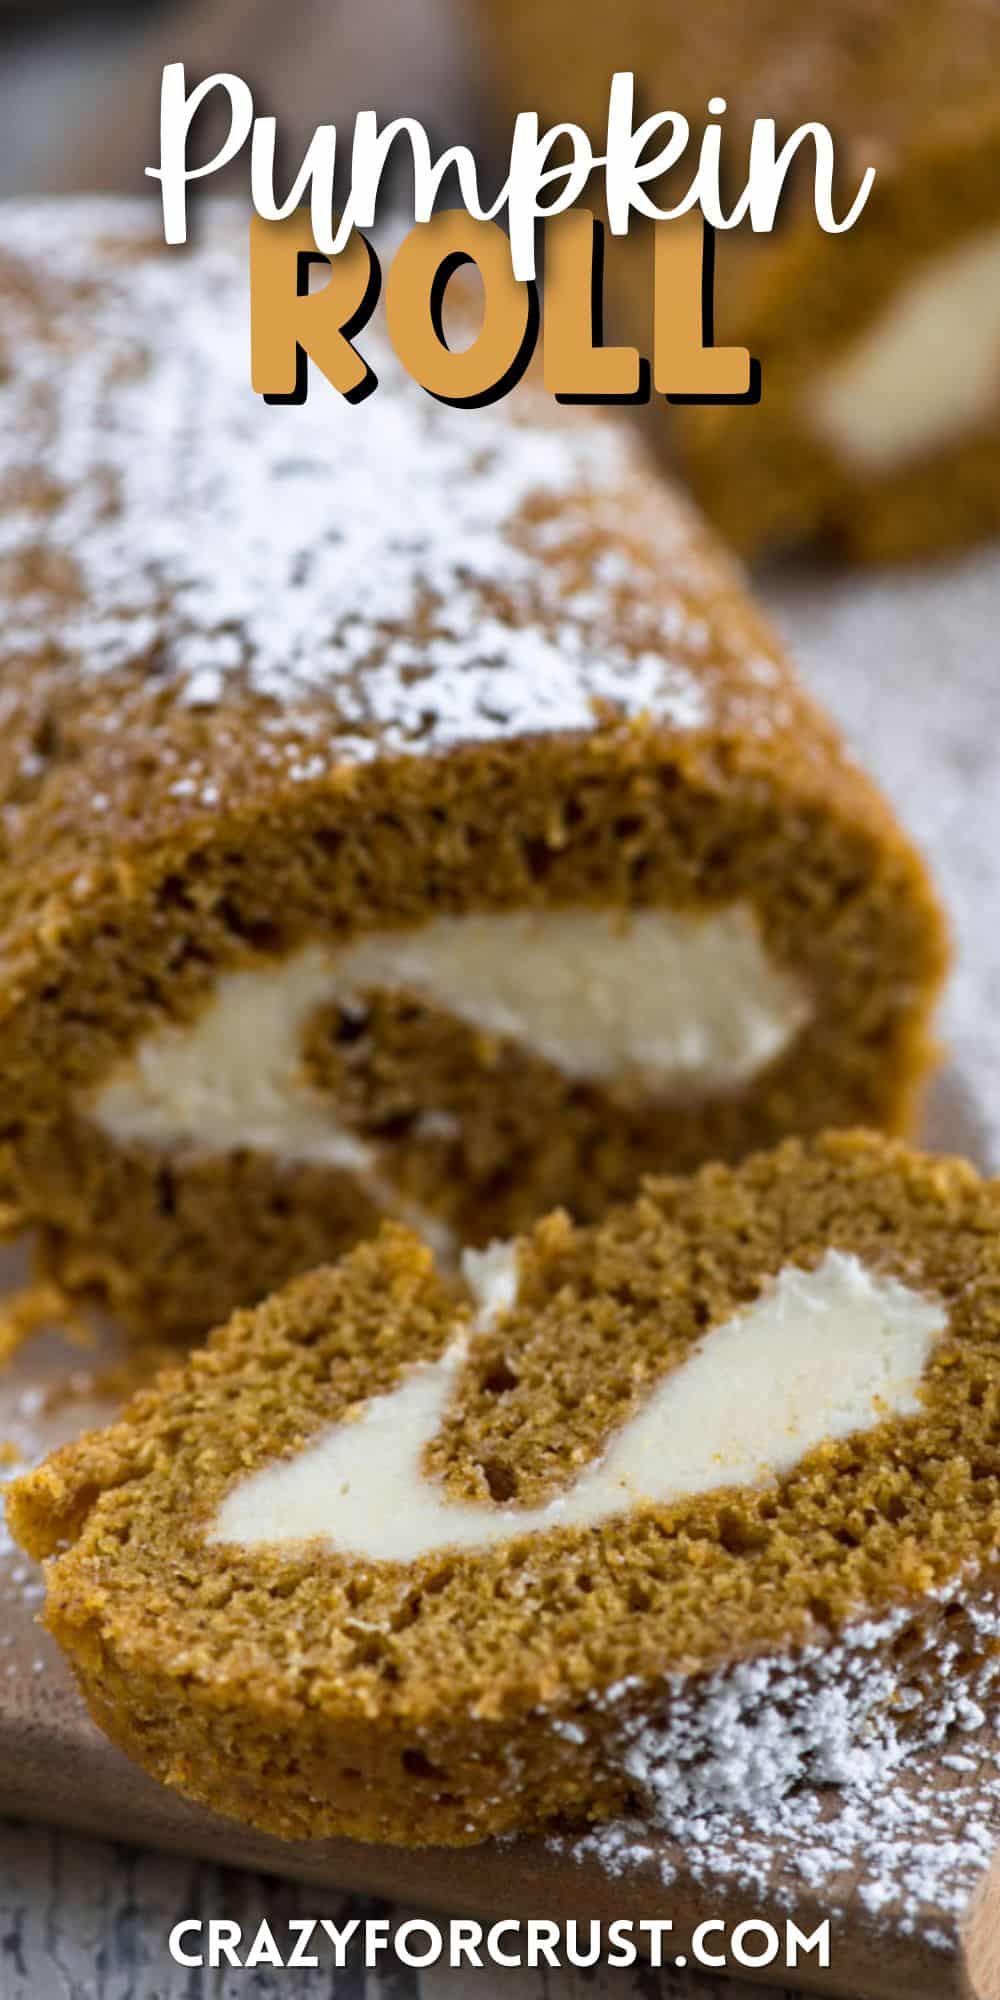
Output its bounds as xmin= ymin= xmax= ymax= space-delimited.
xmin=0 ymin=199 xmax=945 ymax=1340
xmin=477 ymin=0 xmax=1000 ymax=560
xmin=10 ymin=1131 xmax=1000 ymax=1847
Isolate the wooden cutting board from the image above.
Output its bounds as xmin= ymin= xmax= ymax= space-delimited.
xmin=4 ymin=552 xmax=1000 ymax=2000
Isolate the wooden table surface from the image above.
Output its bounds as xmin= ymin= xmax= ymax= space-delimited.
xmin=0 ymin=1820 xmax=769 ymax=2000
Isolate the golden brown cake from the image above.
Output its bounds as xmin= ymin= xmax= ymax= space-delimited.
xmin=476 ymin=0 xmax=1000 ymax=561
xmin=0 ymin=199 xmax=945 ymax=1341
xmin=9 ymin=1131 xmax=1000 ymax=1847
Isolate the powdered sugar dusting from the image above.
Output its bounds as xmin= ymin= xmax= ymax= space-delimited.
xmin=0 ymin=198 xmax=717 ymax=767
xmin=566 ymin=1755 xmax=1000 ymax=1950
xmin=558 ymin=1583 xmax=1000 ymax=1950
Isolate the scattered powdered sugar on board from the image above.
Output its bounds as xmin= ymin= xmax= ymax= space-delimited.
xmin=562 ymin=1741 xmax=1000 ymax=1955
xmin=558 ymin=1584 xmax=1000 ymax=1950
xmin=561 ymin=1710 xmax=1000 ymax=1953
xmin=0 ymin=197 xmax=718 ymax=766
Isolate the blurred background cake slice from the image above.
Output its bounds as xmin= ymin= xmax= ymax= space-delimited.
xmin=0 ymin=201 xmax=946 ymax=1339
xmin=476 ymin=0 xmax=1000 ymax=562
xmin=10 ymin=1131 xmax=1000 ymax=1845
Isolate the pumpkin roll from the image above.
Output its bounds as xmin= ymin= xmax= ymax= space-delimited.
xmin=0 ymin=199 xmax=944 ymax=1338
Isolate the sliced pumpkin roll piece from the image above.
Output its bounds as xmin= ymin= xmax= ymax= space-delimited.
xmin=9 ymin=1132 xmax=1000 ymax=1846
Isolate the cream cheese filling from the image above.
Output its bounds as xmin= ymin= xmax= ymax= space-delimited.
xmin=806 ymin=223 xmax=1000 ymax=472
xmin=87 ymin=905 xmax=810 ymax=1181
xmin=209 ymin=1248 xmax=943 ymax=1560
